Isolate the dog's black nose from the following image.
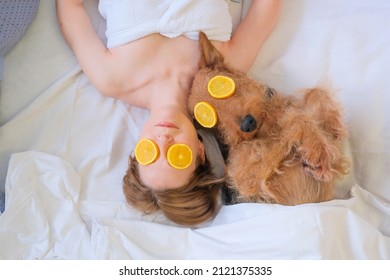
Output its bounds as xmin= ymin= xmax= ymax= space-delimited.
xmin=240 ymin=114 xmax=257 ymax=133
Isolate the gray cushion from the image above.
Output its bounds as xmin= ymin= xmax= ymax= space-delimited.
xmin=0 ymin=0 xmax=40 ymax=79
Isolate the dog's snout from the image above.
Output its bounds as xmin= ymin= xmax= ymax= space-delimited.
xmin=240 ymin=115 xmax=257 ymax=133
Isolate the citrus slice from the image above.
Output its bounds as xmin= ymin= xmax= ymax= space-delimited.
xmin=167 ymin=143 xmax=193 ymax=170
xmin=134 ymin=138 xmax=160 ymax=165
xmin=207 ymin=75 xmax=236 ymax=99
xmin=194 ymin=101 xmax=218 ymax=128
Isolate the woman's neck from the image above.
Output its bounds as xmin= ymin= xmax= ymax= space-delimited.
xmin=148 ymin=74 xmax=191 ymax=118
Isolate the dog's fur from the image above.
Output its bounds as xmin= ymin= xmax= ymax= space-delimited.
xmin=188 ymin=33 xmax=350 ymax=205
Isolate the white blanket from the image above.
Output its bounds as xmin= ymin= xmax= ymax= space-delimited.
xmin=1 ymin=151 xmax=389 ymax=259
xmin=1 ymin=0 xmax=390 ymax=259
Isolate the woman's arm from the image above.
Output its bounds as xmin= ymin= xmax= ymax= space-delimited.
xmin=56 ymin=0 xmax=119 ymax=96
xmin=222 ymin=0 xmax=281 ymax=72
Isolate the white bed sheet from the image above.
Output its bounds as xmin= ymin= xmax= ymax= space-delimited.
xmin=1 ymin=0 xmax=390 ymax=259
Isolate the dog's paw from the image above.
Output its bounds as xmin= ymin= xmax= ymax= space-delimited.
xmin=298 ymin=141 xmax=338 ymax=182
xmin=302 ymin=159 xmax=331 ymax=181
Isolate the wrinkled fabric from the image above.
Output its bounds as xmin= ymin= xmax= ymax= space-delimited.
xmin=1 ymin=153 xmax=389 ymax=259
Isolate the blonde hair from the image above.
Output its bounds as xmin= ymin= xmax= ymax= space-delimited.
xmin=123 ymin=155 xmax=224 ymax=226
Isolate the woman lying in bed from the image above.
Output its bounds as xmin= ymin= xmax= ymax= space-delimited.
xmin=56 ymin=0 xmax=281 ymax=226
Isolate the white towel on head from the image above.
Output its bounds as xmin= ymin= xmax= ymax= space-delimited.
xmin=98 ymin=0 xmax=233 ymax=48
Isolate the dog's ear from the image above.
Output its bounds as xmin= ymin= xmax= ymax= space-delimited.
xmin=198 ymin=31 xmax=225 ymax=69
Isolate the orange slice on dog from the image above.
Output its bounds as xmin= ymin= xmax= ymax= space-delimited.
xmin=134 ymin=138 xmax=160 ymax=165
xmin=167 ymin=143 xmax=193 ymax=170
xmin=208 ymin=75 xmax=236 ymax=99
xmin=194 ymin=101 xmax=218 ymax=128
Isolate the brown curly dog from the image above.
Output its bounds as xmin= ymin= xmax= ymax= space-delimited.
xmin=188 ymin=32 xmax=350 ymax=205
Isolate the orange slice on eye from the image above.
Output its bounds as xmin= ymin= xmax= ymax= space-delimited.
xmin=134 ymin=138 xmax=160 ymax=165
xmin=207 ymin=75 xmax=236 ymax=99
xmin=194 ymin=101 xmax=218 ymax=128
xmin=167 ymin=143 xmax=193 ymax=170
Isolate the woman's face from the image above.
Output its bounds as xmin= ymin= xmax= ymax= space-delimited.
xmin=137 ymin=106 xmax=205 ymax=190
